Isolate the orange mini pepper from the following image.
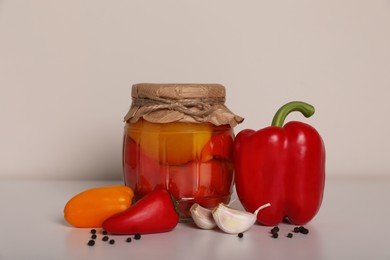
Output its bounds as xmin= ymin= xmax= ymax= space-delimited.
xmin=64 ymin=185 xmax=134 ymax=228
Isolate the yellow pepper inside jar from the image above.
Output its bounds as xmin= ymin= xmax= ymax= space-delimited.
xmin=127 ymin=119 xmax=212 ymax=165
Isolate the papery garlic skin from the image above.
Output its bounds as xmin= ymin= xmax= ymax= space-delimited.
xmin=212 ymin=203 xmax=271 ymax=234
xmin=190 ymin=203 xmax=217 ymax=229
xmin=212 ymin=204 xmax=255 ymax=234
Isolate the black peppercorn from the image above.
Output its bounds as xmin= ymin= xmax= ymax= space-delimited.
xmin=238 ymin=233 xmax=244 ymax=238
xmin=90 ymin=229 xmax=97 ymax=234
xmin=102 ymin=230 xmax=108 ymax=235
xmin=126 ymin=237 xmax=132 ymax=243
xmin=134 ymin=234 xmax=141 ymax=240
xmin=91 ymin=234 xmax=97 ymax=239
xmin=293 ymin=227 xmax=300 ymax=233
xmin=87 ymin=240 xmax=95 ymax=246
xmin=109 ymin=239 xmax=115 ymax=245
xmin=299 ymin=226 xmax=309 ymax=234
xmin=287 ymin=233 xmax=293 ymax=238
xmin=272 ymin=232 xmax=278 ymax=238
xmin=271 ymin=226 xmax=279 ymax=235
xmin=102 ymin=236 xmax=109 ymax=242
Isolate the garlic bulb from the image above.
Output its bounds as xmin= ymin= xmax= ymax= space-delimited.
xmin=190 ymin=203 xmax=217 ymax=229
xmin=212 ymin=203 xmax=271 ymax=234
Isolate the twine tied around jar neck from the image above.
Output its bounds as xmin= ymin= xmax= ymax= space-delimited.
xmin=132 ymin=96 xmax=226 ymax=118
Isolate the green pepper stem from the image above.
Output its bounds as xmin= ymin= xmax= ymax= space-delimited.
xmin=271 ymin=101 xmax=315 ymax=127
xmin=169 ymin=193 xmax=180 ymax=215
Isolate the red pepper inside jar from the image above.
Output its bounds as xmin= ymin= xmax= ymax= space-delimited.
xmin=122 ymin=83 xmax=243 ymax=221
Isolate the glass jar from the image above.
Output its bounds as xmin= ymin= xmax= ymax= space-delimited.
xmin=122 ymin=83 xmax=243 ymax=221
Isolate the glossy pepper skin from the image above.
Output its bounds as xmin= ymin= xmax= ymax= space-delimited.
xmin=234 ymin=101 xmax=325 ymax=226
xmin=64 ymin=186 xmax=134 ymax=228
xmin=102 ymin=189 xmax=179 ymax=234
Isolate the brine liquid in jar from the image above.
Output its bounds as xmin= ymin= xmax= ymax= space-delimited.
xmin=122 ymin=83 xmax=243 ymax=221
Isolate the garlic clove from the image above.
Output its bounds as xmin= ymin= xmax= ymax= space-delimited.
xmin=190 ymin=203 xmax=217 ymax=229
xmin=212 ymin=203 xmax=271 ymax=234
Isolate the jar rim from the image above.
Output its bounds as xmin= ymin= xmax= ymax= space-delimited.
xmin=127 ymin=119 xmax=232 ymax=133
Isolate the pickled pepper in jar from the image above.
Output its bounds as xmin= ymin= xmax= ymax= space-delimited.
xmin=122 ymin=83 xmax=243 ymax=221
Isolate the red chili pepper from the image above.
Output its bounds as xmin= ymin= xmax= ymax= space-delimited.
xmin=234 ymin=101 xmax=325 ymax=226
xmin=102 ymin=189 xmax=179 ymax=234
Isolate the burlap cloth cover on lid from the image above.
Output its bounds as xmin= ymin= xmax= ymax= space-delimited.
xmin=124 ymin=83 xmax=244 ymax=127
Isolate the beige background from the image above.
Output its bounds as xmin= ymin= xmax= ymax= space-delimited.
xmin=1 ymin=0 xmax=390 ymax=180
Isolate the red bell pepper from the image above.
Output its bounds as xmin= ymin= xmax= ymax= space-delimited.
xmin=200 ymin=131 xmax=234 ymax=162
xmin=102 ymin=189 xmax=179 ymax=234
xmin=234 ymin=101 xmax=325 ymax=226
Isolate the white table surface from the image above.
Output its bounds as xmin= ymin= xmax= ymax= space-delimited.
xmin=0 ymin=178 xmax=389 ymax=260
